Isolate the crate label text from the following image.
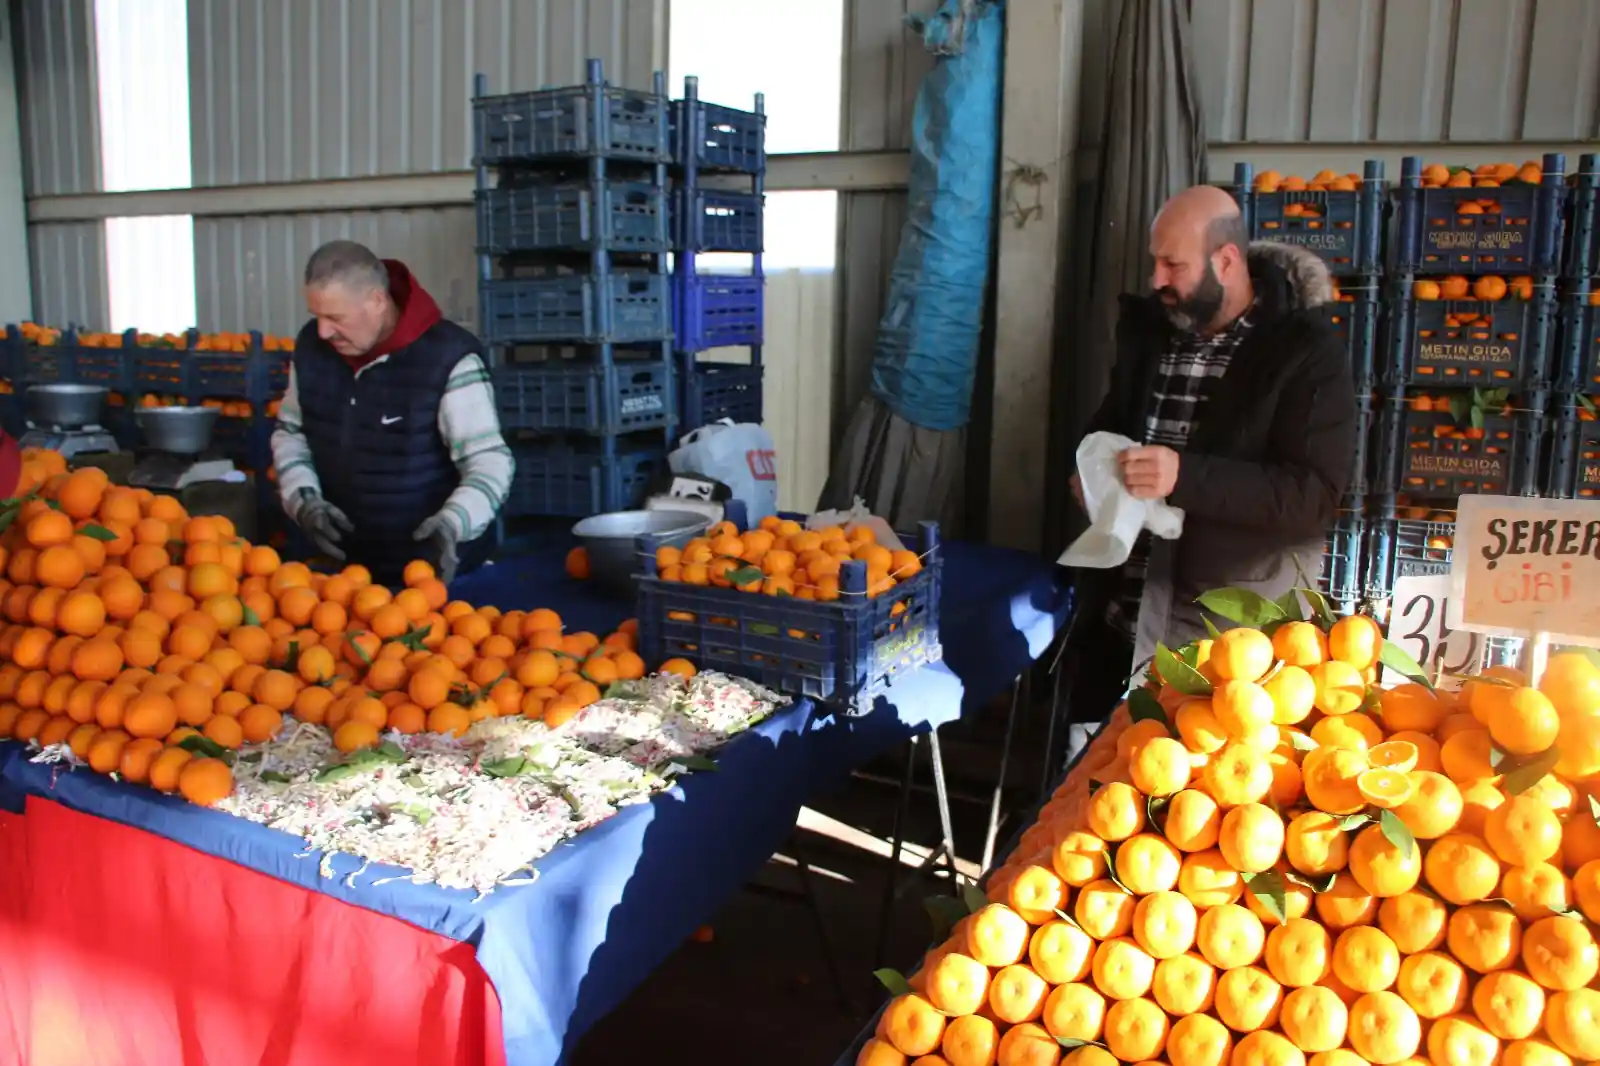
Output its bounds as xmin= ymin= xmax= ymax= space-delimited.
xmin=1428 ymin=228 xmax=1525 ymax=252
xmin=1408 ymin=454 xmax=1505 ymax=479
xmin=1418 ymin=342 xmax=1514 ymax=364
xmin=1273 ymin=231 xmax=1346 ymax=252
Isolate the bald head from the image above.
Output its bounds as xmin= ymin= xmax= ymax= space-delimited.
xmin=1149 ymin=185 xmax=1253 ymax=333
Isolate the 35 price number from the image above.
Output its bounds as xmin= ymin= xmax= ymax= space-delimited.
xmin=1390 ymin=575 xmax=1480 ymax=679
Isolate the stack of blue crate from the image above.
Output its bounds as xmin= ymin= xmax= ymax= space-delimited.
xmin=473 ymin=60 xmax=677 ymax=518
xmin=1364 ymin=153 xmax=1569 ymax=614
xmin=1545 ymin=153 xmax=1600 ymax=502
xmin=669 ymin=76 xmax=766 ymax=431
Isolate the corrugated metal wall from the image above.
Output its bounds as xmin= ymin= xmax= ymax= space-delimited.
xmin=1188 ymin=0 xmax=1600 ymax=144
xmin=186 ymin=0 xmax=666 ymax=331
xmin=12 ymin=0 xmax=105 ymax=327
xmin=834 ymin=0 xmax=933 ymax=429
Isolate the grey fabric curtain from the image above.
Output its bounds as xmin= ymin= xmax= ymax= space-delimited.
xmin=818 ymin=397 xmax=966 ymax=532
xmin=1045 ymin=0 xmax=1207 ymax=549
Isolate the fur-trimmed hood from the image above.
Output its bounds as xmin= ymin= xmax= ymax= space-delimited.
xmin=1247 ymin=240 xmax=1335 ymax=310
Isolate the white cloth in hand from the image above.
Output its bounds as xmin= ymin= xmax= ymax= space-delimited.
xmin=1057 ymin=432 xmax=1185 ymax=569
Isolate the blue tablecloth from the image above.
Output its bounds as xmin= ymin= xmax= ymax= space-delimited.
xmin=1 ymin=540 xmax=1070 ymax=1065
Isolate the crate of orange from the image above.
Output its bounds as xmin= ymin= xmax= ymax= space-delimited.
xmin=1388 ymin=273 xmax=1556 ymax=388
xmin=1377 ymin=390 xmax=1543 ymax=500
xmin=1362 ymin=496 xmax=1459 ymax=608
xmin=1545 ymin=397 xmax=1600 ymax=500
xmin=134 ymin=329 xmax=290 ymax=407
xmin=1554 ymin=281 xmax=1600 ymax=392
xmin=1394 ymin=153 xmax=1568 ymax=275
xmin=1231 ymin=161 xmax=1385 ymax=276
xmin=636 ymin=516 xmax=942 ymax=715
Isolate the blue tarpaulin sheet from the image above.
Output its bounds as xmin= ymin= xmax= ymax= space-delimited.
xmin=869 ymin=0 xmax=1003 ymax=432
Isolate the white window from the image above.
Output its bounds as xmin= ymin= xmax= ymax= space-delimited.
xmin=668 ymin=0 xmax=844 ymax=271
xmin=94 ymin=0 xmax=196 ymax=334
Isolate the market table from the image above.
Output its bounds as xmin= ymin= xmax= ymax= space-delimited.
xmin=0 ymin=540 xmax=1070 ymax=1066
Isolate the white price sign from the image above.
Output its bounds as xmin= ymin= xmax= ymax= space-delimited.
xmin=1388 ymin=574 xmax=1482 ymax=684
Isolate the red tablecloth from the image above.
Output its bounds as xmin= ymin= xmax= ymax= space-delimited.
xmin=0 ymin=798 xmax=505 ymax=1066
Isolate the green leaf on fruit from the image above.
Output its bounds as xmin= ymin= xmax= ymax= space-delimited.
xmin=1197 ymin=587 xmax=1289 ymax=627
xmin=961 ymin=883 xmax=989 ymax=914
xmin=925 ymin=895 xmax=970 ymax=940
xmin=1128 ymin=688 xmax=1173 ymax=733
xmin=1379 ymin=640 xmax=1434 ymax=690
xmin=873 ymin=969 xmax=914 ymax=997
xmin=1155 ymin=643 xmax=1212 ymax=697
xmin=1378 ymin=809 xmax=1418 ymax=859
xmin=1243 ymin=869 xmax=1289 ymax=923
xmin=1500 ymin=748 xmax=1560 ymax=796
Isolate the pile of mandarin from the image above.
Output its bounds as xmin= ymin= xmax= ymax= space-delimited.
xmin=651 ymin=517 xmax=923 ymax=601
xmin=858 ymin=611 xmax=1600 ymax=1066
xmin=0 ymin=449 xmax=685 ymax=808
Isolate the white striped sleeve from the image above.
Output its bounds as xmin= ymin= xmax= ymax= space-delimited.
xmin=270 ymin=363 xmax=322 ymax=521
xmin=435 ymin=353 xmax=514 ymax=541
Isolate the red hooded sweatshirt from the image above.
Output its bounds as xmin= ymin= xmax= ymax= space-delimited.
xmin=341 ymin=259 xmax=445 ymax=373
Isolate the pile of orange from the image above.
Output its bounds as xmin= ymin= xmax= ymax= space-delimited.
xmin=1412 ymin=275 xmax=1533 ymax=303
xmin=858 ymin=610 xmax=1600 ymax=1066
xmin=0 ymin=448 xmax=689 ymax=809
xmin=1417 ymin=161 xmax=1545 ymax=191
xmin=651 ymin=517 xmax=923 ymax=602
xmin=1251 ymin=170 xmax=1363 ymax=198
xmin=11 ymin=321 xmax=296 ymax=353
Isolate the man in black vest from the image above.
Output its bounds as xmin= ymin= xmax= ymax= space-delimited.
xmin=270 ymin=240 xmax=514 ymax=586
xmin=1064 ymin=185 xmax=1358 ymax=729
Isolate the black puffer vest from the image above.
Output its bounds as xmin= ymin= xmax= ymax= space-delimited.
xmin=292 ymin=320 xmax=488 ymax=585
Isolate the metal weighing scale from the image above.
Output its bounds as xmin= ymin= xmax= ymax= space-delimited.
xmin=128 ymin=406 xmax=241 ymax=490
xmin=19 ymin=384 xmax=120 ymax=459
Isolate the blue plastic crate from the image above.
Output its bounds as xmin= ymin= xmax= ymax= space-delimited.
xmin=1393 ymin=153 xmax=1568 ymax=274
xmin=672 ymin=272 xmax=763 ymax=351
xmin=673 ymin=189 xmax=763 ymax=253
xmin=504 ymin=440 xmax=666 ymax=517
xmin=494 ymin=357 xmax=673 ymax=435
xmin=480 ymin=273 xmax=671 ymax=345
xmin=1555 ymin=284 xmax=1600 ymax=392
xmin=473 ymin=76 xmax=669 ymax=163
xmin=1321 ymin=499 xmax=1365 ymax=611
xmin=1327 ymin=285 xmax=1381 ymax=390
xmin=671 ymin=99 xmax=765 ymax=174
xmin=1386 ymin=287 xmax=1556 ymax=389
xmin=637 ymin=522 xmax=943 ymax=715
xmin=682 ymin=361 xmax=763 ymax=428
xmin=1568 ymin=153 xmax=1598 ymax=279
xmin=1363 ymin=502 xmax=1458 ymax=605
xmin=57 ymin=336 xmax=134 ymax=392
xmin=1377 ymin=400 xmax=1544 ymax=500
xmin=132 ymin=338 xmax=286 ymax=406
xmin=476 ymin=179 xmax=669 ymax=254
xmin=1232 ymin=161 xmax=1385 ymax=275
xmin=1546 ymin=406 xmax=1600 ymax=500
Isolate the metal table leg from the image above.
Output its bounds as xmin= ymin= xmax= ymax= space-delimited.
xmin=871 ymin=738 xmax=918 ymax=972
xmin=788 ymin=833 xmax=855 ymax=1015
xmin=981 ymin=677 xmax=1022 ymax=872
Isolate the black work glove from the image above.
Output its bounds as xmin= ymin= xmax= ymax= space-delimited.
xmin=413 ymin=512 xmax=461 ymax=584
xmin=293 ymin=488 xmax=354 ymax=560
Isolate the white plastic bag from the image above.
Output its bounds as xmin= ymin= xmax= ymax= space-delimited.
xmin=1057 ymin=432 xmax=1185 ymax=568
xmin=807 ymin=497 xmax=906 ymax=552
xmin=669 ymin=419 xmax=779 ymax=525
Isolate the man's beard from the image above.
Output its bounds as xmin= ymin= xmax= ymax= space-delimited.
xmin=1157 ymin=263 xmax=1225 ymax=333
